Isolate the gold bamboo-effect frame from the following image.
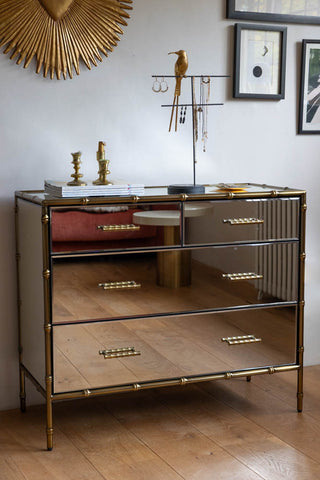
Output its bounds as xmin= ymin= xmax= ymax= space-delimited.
xmin=0 ymin=0 xmax=132 ymax=79
xmin=15 ymin=184 xmax=306 ymax=450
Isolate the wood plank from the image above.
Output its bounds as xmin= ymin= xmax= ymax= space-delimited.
xmin=0 ymin=406 xmax=105 ymax=479
xmin=155 ymin=385 xmax=320 ymax=480
xmin=53 ymin=398 xmax=184 ymax=480
xmin=248 ymin=366 xmax=320 ymax=418
xmin=2 ymin=366 xmax=320 ymax=479
xmin=0 ymin=457 xmax=30 ymax=480
xmin=201 ymin=372 xmax=320 ymax=465
xmin=99 ymin=390 xmax=264 ymax=480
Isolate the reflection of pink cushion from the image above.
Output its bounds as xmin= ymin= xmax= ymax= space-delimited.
xmin=51 ymin=209 xmax=157 ymax=242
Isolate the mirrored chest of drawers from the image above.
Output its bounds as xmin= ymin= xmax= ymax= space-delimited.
xmin=15 ymin=184 xmax=306 ymax=450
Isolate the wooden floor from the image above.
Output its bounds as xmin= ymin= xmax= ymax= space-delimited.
xmin=1 ymin=366 xmax=320 ymax=480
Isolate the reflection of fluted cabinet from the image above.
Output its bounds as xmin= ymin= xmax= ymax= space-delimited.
xmin=15 ymin=184 xmax=306 ymax=450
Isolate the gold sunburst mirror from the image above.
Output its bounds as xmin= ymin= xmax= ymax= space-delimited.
xmin=0 ymin=0 xmax=133 ymax=79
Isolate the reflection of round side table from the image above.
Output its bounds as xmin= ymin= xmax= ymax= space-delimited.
xmin=133 ymin=203 xmax=213 ymax=288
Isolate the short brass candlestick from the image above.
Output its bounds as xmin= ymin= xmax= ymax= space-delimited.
xmin=93 ymin=141 xmax=113 ymax=185
xmin=67 ymin=152 xmax=87 ymax=186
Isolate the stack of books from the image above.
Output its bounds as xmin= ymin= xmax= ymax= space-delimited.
xmin=44 ymin=180 xmax=145 ymax=198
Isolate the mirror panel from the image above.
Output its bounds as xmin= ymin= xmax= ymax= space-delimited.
xmin=53 ymin=306 xmax=297 ymax=393
xmin=184 ymin=198 xmax=299 ymax=245
xmin=51 ymin=203 xmax=181 ymax=253
xmin=52 ymin=243 xmax=298 ymax=324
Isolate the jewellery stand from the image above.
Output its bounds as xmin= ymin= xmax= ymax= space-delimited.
xmin=152 ymin=74 xmax=229 ymax=194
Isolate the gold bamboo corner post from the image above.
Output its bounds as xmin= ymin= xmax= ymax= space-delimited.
xmin=0 ymin=0 xmax=133 ymax=79
xmin=168 ymin=50 xmax=189 ymax=132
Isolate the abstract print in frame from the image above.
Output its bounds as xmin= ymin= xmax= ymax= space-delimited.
xmin=233 ymin=23 xmax=287 ymax=100
xmin=299 ymin=40 xmax=320 ymax=133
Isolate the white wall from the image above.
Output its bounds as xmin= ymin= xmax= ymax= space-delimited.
xmin=0 ymin=0 xmax=319 ymax=410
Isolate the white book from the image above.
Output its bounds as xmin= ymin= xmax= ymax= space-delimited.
xmin=44 ymin=180 xmax=145 ymax=198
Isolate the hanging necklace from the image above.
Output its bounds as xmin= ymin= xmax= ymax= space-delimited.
xmin=200 ymin=76 xmax=210 ymax=152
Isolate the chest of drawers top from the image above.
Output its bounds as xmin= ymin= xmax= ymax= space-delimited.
xmin=16 ymin=183 xmax=305 ymax=256
xmin=16 ymin=183 xmax=305 ymax=207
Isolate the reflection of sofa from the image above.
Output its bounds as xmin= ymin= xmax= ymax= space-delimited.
xmin=51 ymin=208 xmax=159 ymax=252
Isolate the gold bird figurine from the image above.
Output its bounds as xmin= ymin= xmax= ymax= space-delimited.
xmin=168 ymin=50 xmax=188 ymax=132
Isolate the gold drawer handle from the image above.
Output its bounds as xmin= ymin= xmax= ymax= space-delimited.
xmin=222 ymin=335 xmax=261 ymax=345
xmin=222 ymin=272 xmax=263 ymax=281
xmin=223 ymin=218 xmax=264 ymax=225
xmin=97 ymin=224 xmax=140 ymax=231
xmin=99 ymin=347 xmax=141 ymax=359
xmin=98 ymin=280 xmax=141 ymax=290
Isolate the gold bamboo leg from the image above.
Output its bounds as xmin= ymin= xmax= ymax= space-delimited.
xmin=297 ymin=318 xmax=304 ymax=413
xmin=42 ymin=206 xmax=54 ymax=450
xmin=46 ymin=375 xmax=53 ymax=450
xmin=19 ymin=366 xmax=26 ymax=412
xmin=297 ymin=365 xmax=303 ymax=412
xmin=297 ymin=195 xmax=306 ymax=413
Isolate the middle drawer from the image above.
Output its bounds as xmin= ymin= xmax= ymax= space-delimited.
xmin=52 ymin=243 xmax=298 ymax=324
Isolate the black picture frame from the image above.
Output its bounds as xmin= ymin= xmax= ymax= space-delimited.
xmin=233 ymin=23 xmax=287 ymax=100
xmin=227 ymin=0 xmax=320 ymax=25
xmin=299 ymin=40 xmax=320 ymax=134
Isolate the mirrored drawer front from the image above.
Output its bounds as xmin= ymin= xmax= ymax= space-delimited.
xmin=52 ymin=243 xmax=298 ymax=324
xmin=184 ymin=198 xmax=299 ymax=245
xmin=51 ymin=203 xmax=181 ymax=253
xmin=52 ymin=306 xmax=297 ymax=393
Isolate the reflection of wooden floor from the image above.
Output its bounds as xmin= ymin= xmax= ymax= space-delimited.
xmin=52 ymin=254 xmax=277 ymax=324
xmin=53 ymin=307 xmax=296 ymax=393
xmin=3 ymin=366 xmax=319 ymax=477
xmin=52 ymin=255 xmax=295 ymax=394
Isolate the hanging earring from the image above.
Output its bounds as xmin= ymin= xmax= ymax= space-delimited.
xmin=152 ymin=77 xmax=161 ymax=93
xmin=160 ymin=77 xmax=168 ymax=92
xmin=179 ymin=106 xmax=184 ymax=123
xmin=179 ymin=106 xmax=187 ymax=124
xmin=182 ymin=106 xmax=187 ymax=123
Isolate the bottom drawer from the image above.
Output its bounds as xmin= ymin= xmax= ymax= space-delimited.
xmin=52 ymin=306 xmax=297 ymax=394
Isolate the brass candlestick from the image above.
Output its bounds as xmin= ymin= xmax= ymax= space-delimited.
xmin=93 ymin=141 xmax=113 ymax=185
xmin=67 ymin=152 xmax=87 ymax=186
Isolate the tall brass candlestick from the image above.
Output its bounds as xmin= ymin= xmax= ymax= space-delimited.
xmin=93 ymin=141 xmax=112 ymax=185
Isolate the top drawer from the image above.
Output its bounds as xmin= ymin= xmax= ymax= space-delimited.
xmin=184 ymin=198 xmax=299 ymax=245
xmin=50 ymin=203 xmax=182 ymax=254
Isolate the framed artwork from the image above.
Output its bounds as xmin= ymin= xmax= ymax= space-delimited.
xmin=299 ymin=40 xmax=320 ymax=134
xmin=233 ymin=24 xmax=287 ymax=100
xmin=227 ymin=0 xmax=320 ymax=25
